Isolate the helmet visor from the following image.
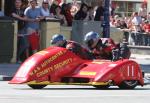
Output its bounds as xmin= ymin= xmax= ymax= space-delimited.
xmin=85 ymin=39 xmax=94 ymax=49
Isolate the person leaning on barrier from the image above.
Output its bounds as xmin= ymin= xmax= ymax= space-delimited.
xmin=24 ymin=0 xmax=45 ymax=55
xmin=142 ymin=20 xmax=150 ymax=33
xmin=11 ymin=0 xmax=29 ymax=63
xmin=74 ymin=3 xmax=89 ymax=20
xmin=50 ymin=34 xmax=94 ymax=60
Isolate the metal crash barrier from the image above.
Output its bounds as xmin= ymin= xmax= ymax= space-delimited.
xmin=125 ymin=31 xmax=150 ymax=46
xmin=71 ymin=20 xmax=102 ymax=45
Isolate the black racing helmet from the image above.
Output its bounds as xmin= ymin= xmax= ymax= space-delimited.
xmin=84 ymin=31 xmax=100 ymax=48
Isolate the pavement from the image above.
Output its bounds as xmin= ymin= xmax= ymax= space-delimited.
xmin=0 ymin=64 xmax=20 ymax=81
xmin=130 ymin=54 xmax=150 ymax=60
xmin=0 ymin=54 xmax=150 ymax=83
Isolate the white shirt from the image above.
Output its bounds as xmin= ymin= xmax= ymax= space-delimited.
xmin=40 ymin=7 xmax=50 ymax=17
xmin=132 ymin=16 xmax=142 ymax=25
xmin=139 ymin=7 xmax=147 ymax=17
xmin=131 ymin=16 xmax=142 ymax=32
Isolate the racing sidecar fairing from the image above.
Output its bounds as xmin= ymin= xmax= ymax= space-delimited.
xmin=9 ymin=47 xmax=144 ymax=89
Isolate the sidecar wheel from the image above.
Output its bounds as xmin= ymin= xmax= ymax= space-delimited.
xmin=118 ymin=80 xmax=138 ymax=89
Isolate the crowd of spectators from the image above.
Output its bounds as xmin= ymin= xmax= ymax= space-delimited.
xmin=8 ymin=0 xmax=150 ymax=63
xmin=10 ymin=0 xmax=105 ymax=63
xmin=110 ymin=3 xmax=150 ymax=46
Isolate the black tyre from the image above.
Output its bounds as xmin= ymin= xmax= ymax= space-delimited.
xmin=93 ymin=85 xmax=110 ymax=89
xmin=118 ymin=80 xmax=138 ymax=89
xmin=28 ymin=84 xmax=47 ymax=89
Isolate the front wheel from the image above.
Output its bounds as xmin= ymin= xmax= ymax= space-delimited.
xmin=118 ymin=80 xmax=138 ymax=89
xmin=28 ymin=84 xmax=47 ymax=89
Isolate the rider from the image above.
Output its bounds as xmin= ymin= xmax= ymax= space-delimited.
xmin=84 ymin=31 xmax=114 ymax=60
xmin=84 ymin=31 xmax=130 ymax=60
xmin=51 ymin=34 xmax=93 ymax=60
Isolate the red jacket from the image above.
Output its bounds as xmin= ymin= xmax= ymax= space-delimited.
xmin=143 ymin=23 xmax=150 ymax=33
xmin=91 ymin=38 xmax=117 ymax=60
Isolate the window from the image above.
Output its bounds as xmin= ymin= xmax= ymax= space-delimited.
xmin=113 ymin=1 xmax=144 ymax=17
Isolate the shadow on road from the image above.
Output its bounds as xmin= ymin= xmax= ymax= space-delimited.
xmin=14 ymin=86 xmax=150 ymax=91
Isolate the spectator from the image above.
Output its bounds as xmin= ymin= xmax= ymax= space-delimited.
xmin=114 ymin=15 xmax=119 ymax=21
xmin=50 ymin=0 xmax=59 ymax=15
xmin=24 ymin=0 xmax=44 ymax=54
xmin=74 ymin=3 xmax=89 ymax=20
xmin=21 ymin=0 xmax=29 ymax=10
xmin=129 ymin=12 xmax=143 ymax=45
xmin=94 ymin=1 xmax=104 ymax=21
xmin=124 ymin=17 xmax=130 ymax=27
xmin=61 ymin=3 xmax=73 ymax=26
xmin=114 ymin=19 xmax=121 ymax=28
xmin=70 ymin=0 xmax=79 ymax=17
xmin=139 ymin=3 xmax=147 ymax=19
xmin=54 ymin=5 xmax=67 ymax=26
xmin=131 ymin=12 xmax=142 ymax=32
xmin=143 ymin=20 xmax=150 ymax=33
xmin=110 ymin=16 xmax=115 ymax=27
xmin=40 ymin=0 xmax=50 ymax=17
xmin=119 ymin=19 xmax=127 ymax=29
xmin=110 ymin=6 xmax=115 ymax=17
xmin=88 ymin=6 xmax=95 ymax=21
xmin=11 ymin=0 xmax=29 ymax=63
xmin=142 ymin=20 xmax=150 ymax=46
xmin=60 ymin=0 xmax=67 ymax=11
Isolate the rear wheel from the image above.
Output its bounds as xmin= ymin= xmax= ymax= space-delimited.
xmin=28 ymin=84 xmax=47 ymax=89
xmin=93 ymin=85 xmax=110 ymax=89
xmin=118 ymin=80 xmax=138 ymax=89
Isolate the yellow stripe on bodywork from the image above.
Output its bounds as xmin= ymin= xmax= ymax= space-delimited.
xmin=36 ymin=51 xmax=49 ymax=55
xmin=92 ymin=61 xmax=105 ymax=64
xmin=79 ymin=71 xmax=96 ymax=76
xmin=27 ymin=81 xmax=110 ymax=86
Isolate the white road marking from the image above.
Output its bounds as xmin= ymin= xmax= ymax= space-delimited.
xmin=0 ymin=95 xmax=150 ymax=99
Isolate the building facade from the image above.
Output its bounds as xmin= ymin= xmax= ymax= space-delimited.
xmin=112 ymin=0 xmax=148 ymax=17
xmin=81 ymin=0 xmax=148 ymax=17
